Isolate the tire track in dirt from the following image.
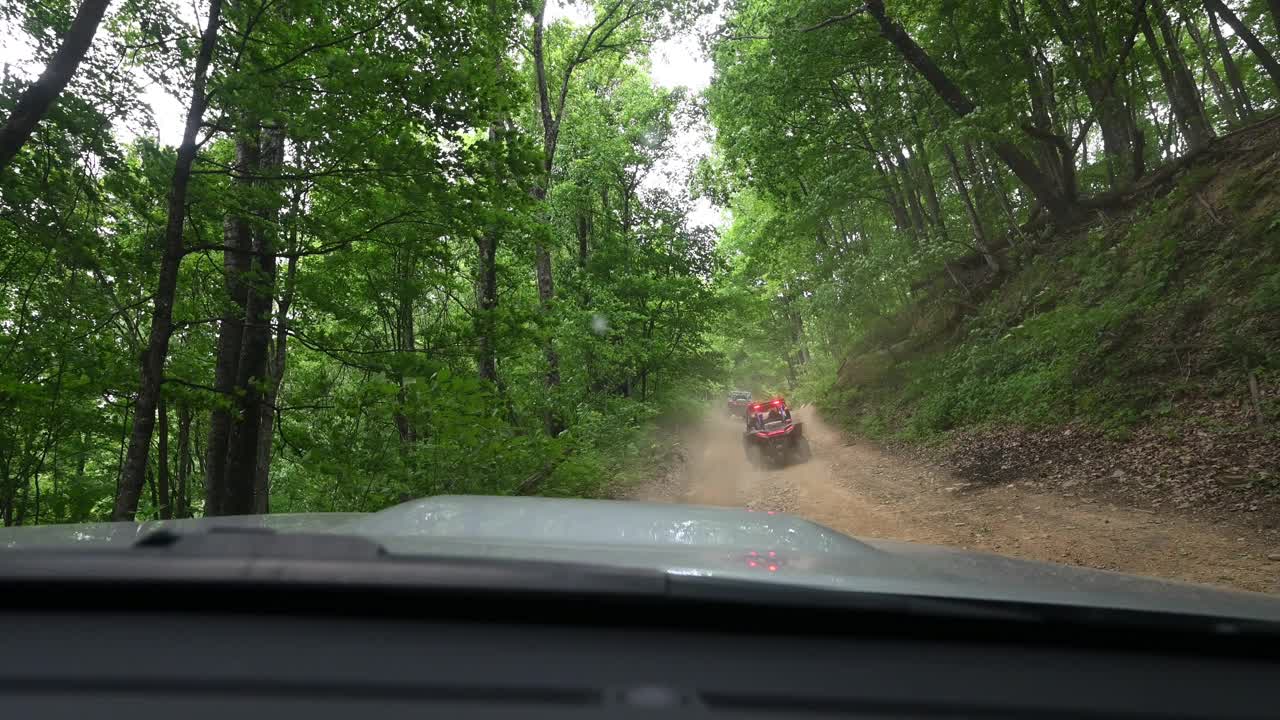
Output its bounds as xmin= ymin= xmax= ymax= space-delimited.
xmin=625 ymin=407 xmax=1280 ymax=594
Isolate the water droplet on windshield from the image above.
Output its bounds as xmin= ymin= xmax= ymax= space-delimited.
xmin=590 ymin=313 xmax=609 ymax=335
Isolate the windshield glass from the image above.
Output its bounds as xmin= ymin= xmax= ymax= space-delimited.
xmin=1 ymin=0 xmax=1278 ymax=602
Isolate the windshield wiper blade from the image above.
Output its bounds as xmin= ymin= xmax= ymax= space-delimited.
xmin=134 ymin=527 xmax=388 ymax=561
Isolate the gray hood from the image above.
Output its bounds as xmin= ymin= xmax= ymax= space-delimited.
xmin=3 ymin=495 xmax=1279 ymax=623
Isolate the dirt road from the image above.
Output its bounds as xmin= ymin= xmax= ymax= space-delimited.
xmin=624 ymin=407 xmax=1280 ymax=594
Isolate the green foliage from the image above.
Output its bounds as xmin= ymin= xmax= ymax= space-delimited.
xmin=813 ymin=147 xmax=1280 ymax=445
xmin=707 ymin=0 xmax=1280 ymax=451
xmin=6 ymin=0 xmax=1280 ymax=525
xmin=0 ymin=0 xmax=727 ymax=525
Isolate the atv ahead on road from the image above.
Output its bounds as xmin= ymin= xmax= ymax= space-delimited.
xmin=726 ymin=390 xmax=753 ymax=418
xmin=742 ymin=398 xmax=811 ymax=468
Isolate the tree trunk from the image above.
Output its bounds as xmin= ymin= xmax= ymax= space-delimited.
xmin=1008 ymin=0 xmax=1069 ymax=195
xmin=0 ymin=0 xmax=112 ymax=172
xmin=1206 ymin=3 xmax=1254 ymax=116
xmin=534 ymin=230 xmax=562 ymax=436
xmin=252 ymin=333 xmax=287 ymax=515
xmin=1133 ymin=57 xmax=1169 ymax=161
xmin=475 ymin=222 xmax=499 ymax=385
xmin=858 ymin=124 xmax=914 ymax=240
xmin=157 ymin=395 xmax=171 ymax=519
xmin=980 ymin=148 xmax=1025 ymax=235
xmin=204 ymin=135 xmax=257 ymax=516
xmin=1091 ymin=82 xmax=1140 ymax=189
xmin=254 ymin=244 xmax=297 ymax=515
xmin=32 ymin=467 xmax=41 ymax=526
xmin=913 ymin=134 xmax=950 ymax=245
xmin=836 ymin=86 xmax=914 ymax=236
xmin=146 ymin=462 xmax=157 ymax=518
xmin=252 ymin=403 xmax=274 ymax=515
xmin=530 ymin=6 xmax=563 ymax=434
xmin=176 ymin=402 xmax=191 ymax=518
xmin=1 ymin=463 xmax=12 ymax=527
xmin=392 ymin=247 xmax=417 ymax=446
xmin=192 ymin=416 xmax=205 ymax=501
xmin=113 ymin=0 xmax=224 ymax=521
xmin=476 ymin=2 xmax=503 ymax=387
xmin=962 ymin=142 xmax=1024 ymax=249
xmin=1150 ymin=0 xmax=1214 ymax=149
xmin=880 ymin=156 xmax=914 ymax=239
xmin=576 ymin=205 xmax=591 ymax=269
xmin=1183 ymin=12 xmax=1237 ymax=123
xmin=1201 ymin=0 xmax=1280 ymax=92
xmin=865 ymin=0 xmax=1075 ymax=220
xmin=1040 ymin=55 xmax=1062 ymax=134
xmin=1140 ymin=9 xmax=1182 ymax=151
xmin=789 ymin=307 xmax=810 ymax=365
xmin=890 ymin=148 xmax=930 ymax=243
xmin=1182 ymin=12 xmax=1233 ymax=121
xmin=1039 ymin=0 xmax=1141 ymax=190
xmin=880 ymin=158 xmax=914 ymax=239
xmin=943 ymin=142 xmax=1000 ymax=272
xmin=220 ymin=125 xmax=284 ymax=516
xmin=74 ymin=434 xmax=88 ymax=516
xmin=853 ymin=113 xmax=912 ymax=238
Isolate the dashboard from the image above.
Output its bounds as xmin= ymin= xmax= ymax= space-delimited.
xmin=1 ymin=580 xmax=1276 ymax=719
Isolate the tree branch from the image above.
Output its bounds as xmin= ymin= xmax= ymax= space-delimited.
xmin=253 ymin=0 xmax=413 ymax=76
xmin=802 ymin=7 xmax=868 ymax=33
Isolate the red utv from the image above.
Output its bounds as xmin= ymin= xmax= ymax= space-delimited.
xmin=742 ymin=398 xmax=810 ymax=468
xmin=726 ymin=390 xmax=753 ymax=418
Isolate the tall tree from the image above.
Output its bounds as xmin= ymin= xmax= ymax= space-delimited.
xmin=1201 ymin=0 xmax=1280 ymax=92
xmin=3 ymin=0 xmax=727 ymax=525
xmin=1205 ymin=2 xmax=1254 ymax=116
xmin=176 ymin=402 xmax=192 ymax=519
xmin=113 ymin=0 xmax=225 ymax=521
xmin=1037 ymin=0 xmax=1144 ymax=190
xmin=253 ymin=232 xmax=299 ymax=514
xmin=1145 ymin=0 xmax=1213 ymax=149
xmin=219 ymin=125 xmax=285 ymax=516
xmin=0 ymin=0 xmax=111 ymax=172
xmin=156 ymin=396 xmax=171 ymax=519
xmin=862 ymin=0 xmax=1076 ymax=220
xmin=204 ymin=134 xmax=258 ymax=515
xmin=476 ymin=0 xmax=507 ymax=387
xmin=1183 ymin=11 xmax=1238 ymax=123
xmin=523 ymin=0 xmax=694 ymax=433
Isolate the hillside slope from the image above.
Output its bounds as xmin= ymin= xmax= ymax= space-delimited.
xmin=824 ymin=116 xmax=1280 ymax=519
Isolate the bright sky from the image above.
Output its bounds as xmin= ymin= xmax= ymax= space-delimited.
xmin=1 ymin=0 xmax=722 ymax=226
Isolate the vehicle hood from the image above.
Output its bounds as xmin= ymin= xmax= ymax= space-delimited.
xmin=3 ymin=495 xmax=1279 ymax=622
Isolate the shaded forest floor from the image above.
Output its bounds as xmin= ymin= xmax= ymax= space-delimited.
xmin=825 ymin=114 xmax=1280 ymax=533
xmin=620 ymin=408 xmax=1280 ymax=594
